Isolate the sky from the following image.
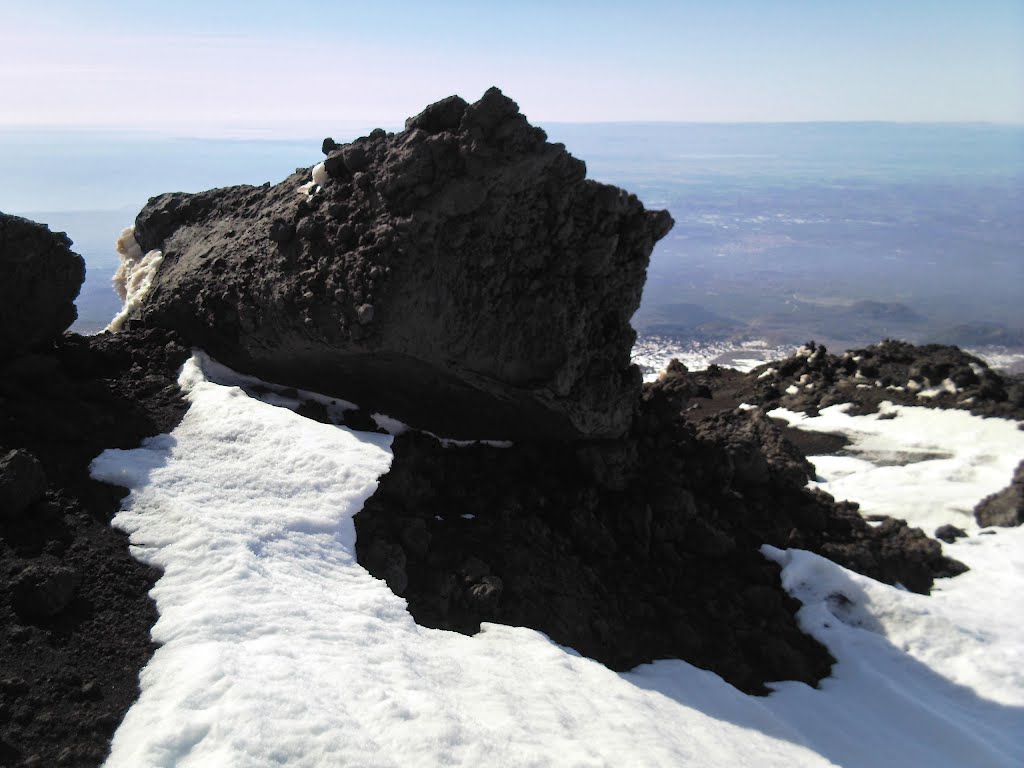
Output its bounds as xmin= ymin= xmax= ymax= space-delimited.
xmin=1 ymin=1 xmax=1022 ymax=134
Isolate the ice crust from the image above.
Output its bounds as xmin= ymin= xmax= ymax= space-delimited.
xmin=107 ymin=226 xmax=164 ymax=333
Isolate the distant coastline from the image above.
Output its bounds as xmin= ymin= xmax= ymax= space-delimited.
xmin=5 ymin=122 xmax=1021 ymax=364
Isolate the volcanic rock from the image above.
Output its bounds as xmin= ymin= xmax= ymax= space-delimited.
xmin=745 ymin=339 xmax=1024 ymax=420
xmin=11 ymin=564 xmax=81 ymax=621
xmin=935 ymin=524 xmax=968 ymax=543
xmin=974 ymin=459 xmax=1024 ymax=527
xmin=0 ymin=450 xmax=47 ymax=520
xmin=0 ymin=213 xmax=85 ymax=356
xmin=354 ymin=366 xmax=966 ymax=694
xmin=118 ymin=87 xmax=673 ymax=439
xmin=1 ymin=224 xmax=190 ymax=768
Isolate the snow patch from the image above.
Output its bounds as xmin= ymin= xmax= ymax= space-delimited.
xmin=90 ymin=353 xmax=838 ymax=767
xmin=769 ymin=402 xmax=1024 ymax=533
xmin=631 ymin=336 xmax=791 ymax=382
xmin=312 ymin=161 xmax=329 ymax=187
xmin=371 ymin=412 xmax=409 ymax=435
xmin=916 ymin=378 xmax=960 ymax=399
xmin=755 ymin=535 xmax=1024 ymax=766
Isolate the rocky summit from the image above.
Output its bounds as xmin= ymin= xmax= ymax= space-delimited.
xmin=121 ymin=87 xmax=673 ymax=440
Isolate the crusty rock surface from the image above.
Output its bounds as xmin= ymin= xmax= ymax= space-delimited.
xmin=122 ymin=88 xmax=673 ymax=439
xmin=0 ymin=211 xmax=193 ymax=767
xmin=748 ymin=340 xmax=1024 ymax=420
xmin=0 ymin=216 xmax=191 ymax=767
xmin=974 ymin=460 xmax=1024 ymax=527
xmin=0 ymin=212 xmax=85 ymax=356
xmin=0 ymin=328 xmax=190 ymax=768
xmin=353 ymin=360 xmax=966 ymax=695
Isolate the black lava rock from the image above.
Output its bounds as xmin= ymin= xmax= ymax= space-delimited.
xmin=0 ymin=213 xmax=85 ymax=356
xmin=121 ymin=87 xmax=673 ymax=440
xmin=11 ymin=564 xmax=81 ymax=620
xmin=934 ymin=524 xmax=968 ymax=543
xmin=354 ymin=368 xmax=968 ymax=695
xmin=974 ymin=460 xmax=1024 ymax=528
xmin=0 ymin=450 xmax=47 ymax=520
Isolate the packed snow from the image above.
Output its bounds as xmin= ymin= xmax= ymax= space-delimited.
xmin=311 ymin=161 xmax=329 ymax=187
xmin=631 ymin=336 xmax=792 ymax=382
xmin=769 ymin=402 xmax=1024 ymax=534
xmin=90 ymin=354 xmax=1024 ymax=767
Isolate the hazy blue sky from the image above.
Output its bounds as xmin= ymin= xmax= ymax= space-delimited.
xmin=1 ymin=0 xmax=1022 ymax=134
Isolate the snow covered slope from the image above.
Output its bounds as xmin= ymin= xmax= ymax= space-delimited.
xmin=770 ymin=402 xmax=1024 ymax=534
xmin=91 ymin=355 xmax=1024 ymax=767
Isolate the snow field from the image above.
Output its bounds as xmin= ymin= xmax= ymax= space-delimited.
xmin=769 ymin=401 xmax=1024 ymax=533
xmin=91 ymin=354 xmax=832 ymax=767
xmin=90 ymin=355 xmax=1024 ymax=766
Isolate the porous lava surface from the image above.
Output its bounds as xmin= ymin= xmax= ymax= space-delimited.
xmin=0 ymin=332 xmax=190 ymax=768
xmin=974 ymin=459 xmax=1024 ymax=528
xmin=354 ymin=361 xmax=967 ymax=695
xmin=0 ymin=213 xmax=190 ymax=767
xmin=123 ymin=88 xmax=673 ymax=440
xmin=715 ymin=339 xmax=1024 ymax=421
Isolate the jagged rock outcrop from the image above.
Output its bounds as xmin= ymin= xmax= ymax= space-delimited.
xmin=0 ymin=218 xmax=192 ymax=767
xmin=974 ymin=460 xmax=1024 ymax=527
xmin=119 ymin=87 xmax=673 ymax=439
xmin=746 ymin=340 xmax=1024 ymax=420
xmin=0 ymin=212 xmax=85 ymax=356
xmin=353 ymin=361 xmax=966 ymax=694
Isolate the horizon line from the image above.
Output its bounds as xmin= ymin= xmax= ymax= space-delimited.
xmin=1 ymin=118 xmax=1021 ymax=142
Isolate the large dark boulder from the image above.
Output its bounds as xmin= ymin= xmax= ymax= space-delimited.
xmin=0 ymin=213 xmax=85 ymax=355
xmin=119 ymin=88 xmax=673 ymax=439
xmin=351 ymin=369 xmax=966 ymax=695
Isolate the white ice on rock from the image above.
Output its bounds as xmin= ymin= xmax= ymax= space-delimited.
xmin=90 ymin=355 xmax=1024 ymax=767
xmin=107 ymin=225 xmax=164 ymax=333
xmin=312 ymin=161 xmax=329 ymax=187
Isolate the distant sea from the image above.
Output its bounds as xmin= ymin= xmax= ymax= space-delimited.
xmin=2 ymin=123 xmax=1021 ymax=370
